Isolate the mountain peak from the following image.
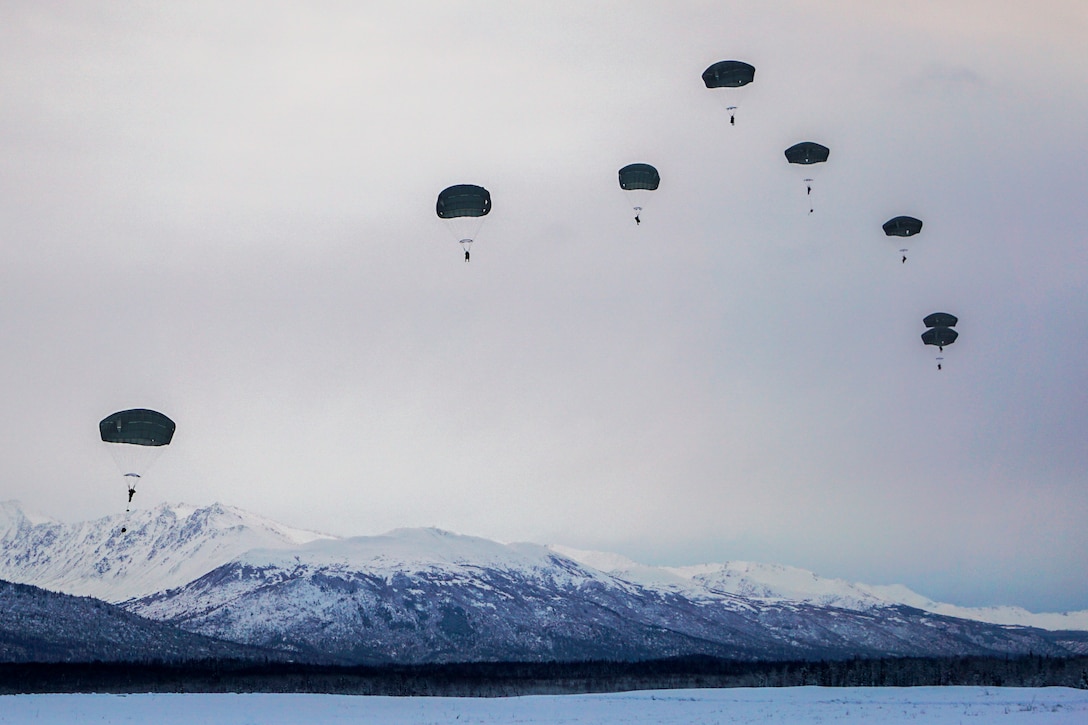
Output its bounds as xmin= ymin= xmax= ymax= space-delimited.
xmin=0 ymin=501 xmax=335 ymax=603
xmin=0 ymin=500 xmax=59 ymax=530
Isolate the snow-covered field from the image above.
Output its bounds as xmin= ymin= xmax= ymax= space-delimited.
xmin=2 ymin=687 xmax=1087 ymax=724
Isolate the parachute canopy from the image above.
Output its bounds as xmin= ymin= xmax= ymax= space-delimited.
xmin=618 ymin=163 xmax=660 ymax=191
xmin=100 ymin=409 xmax=175 ymax=447
xmin=702 ymin=60 xmax=755 ymax=88
xmin=922 ymin=327 xmax=958 ymax=347
xmin=436 ymin=185 xmax=491 ymax=219
xmin=785 ymin=142 xmax=830 ymax=165
xmin=923 ymin=312 xmax=958 ymax=329
xmin=883 ymin=216 xmax=923 ymax=237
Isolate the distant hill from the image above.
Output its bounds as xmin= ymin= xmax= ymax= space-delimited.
xmin=0 ymin=579 xmax=284 ymax=663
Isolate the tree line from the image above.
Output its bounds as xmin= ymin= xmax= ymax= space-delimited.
xmin=2 ymin=654 xmax=1087 ymax=696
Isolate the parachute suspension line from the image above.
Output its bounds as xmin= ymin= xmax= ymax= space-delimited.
xmin=804 ymin=179 xmax=814 ymax=213
xmin=122 ymin=472 xmax=140 ymax=533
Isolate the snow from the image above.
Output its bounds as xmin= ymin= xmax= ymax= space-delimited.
xmin=552 ymin=545 xmax=1088 ymax=632
xmin=4 ymin=500 xmax=1088 ymax=631
xmin=1 ymin=687 xmax=1086 ymax=724
xmin=0 ymin=500 xmax=57 ymax=529
xmin=244 ymin=528 xmax=602 ymax=585
xmin=861 ymin=584 xmax=1088 ymax=631
xmin=0 ymin=501 xmax=336 ymax=602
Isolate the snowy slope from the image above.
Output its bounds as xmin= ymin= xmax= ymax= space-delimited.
xmin=127 ymin=528 xmax=1082 ymax=664
xmin=3 ymin=499 xmax=1086 ymax=643
xmin=128 ymin=528 xmax=742 ymax=664
xmin=0 ymin=500 xmax=333 ymax=602
xmin=550 ymin=545 xmax=1088 ymax=632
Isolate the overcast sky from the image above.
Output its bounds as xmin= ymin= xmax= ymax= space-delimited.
xmin=2 ymin=1 xmax=1086 ymax=612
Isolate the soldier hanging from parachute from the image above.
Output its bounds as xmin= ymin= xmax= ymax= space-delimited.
xmin=702 ymin=60 xmax=755 ymax=126
xmin=100 ymin=409 xmax=175 ymax=533
xmin=921 ymin=313 xmax=958 ymax=370
xmin=618 ymin=163 xmax=660 ymax=226
xmin=785 ymin=142 xmax=830 ymax=213
xmin=883 ymin=216 xmax=923 ymax=263
xmin=436 ymin=184 xmax=492 ymax=262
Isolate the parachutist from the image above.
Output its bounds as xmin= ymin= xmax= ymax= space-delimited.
xmin=730 ymin=115 xmax=735 ymax=126
xmin=937 ymin=363 xmax=942 ymax=371
xmin=127 ymin=487 xmax=135 ymax=503
xmin=902 ymin=255 xmax=907 ymax=264
xmin=437 ymin=184 xmax=491 ymax=260
xmin=807 ymin=185 xmax=812 ymax=195
xmin=619 ymin=164 xmax=658 ymax=227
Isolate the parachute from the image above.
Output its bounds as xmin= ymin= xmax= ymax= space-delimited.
xmin=923 ymin=312 xmax=957 ymax=329
xmin=883 ymin=216 xmax=923 ymax=237
xmin=921 ymin=327 xmax=958 ymax=349
xmin=436 ymin=184 xmax=491 ymax=259
xmin=100 ymin=408 xmax=175 ymax=530
xmin=618 ymin=163 xmax=660 ymax=225
xmin=921 ymin=313 xmax=959 ymax=369
xmin=702 ymin=60 xmax=755 ymax=126
xmin=785 ymin=142 xmax=829 ymax=213
xmin=883 ymin=216 xmax=923 ymax=263
xmin=784 ymin=142 xmax=830 ymax=165
xmin=701 ymin=60 xmax=755 ymax=88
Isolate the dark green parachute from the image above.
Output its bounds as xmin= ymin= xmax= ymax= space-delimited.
xmin=618 ymin=163 xmax=660 ymax=191
xmin=436 ymin=185 xmax=491 ymax=219
xmin=784 ymin=142 xmax=830 ymax=165
xmin=923 ymin=312 xmax=958 ymax=329
xmin=883 ymin=216 xmax=923 ymax=237
xmin=702 ymin=60 xmax=755 ymax=88
xmin=922 ymin=327 xmax=958 ymax=347
xmin=100 ymin=409 xmax=176 ymax=446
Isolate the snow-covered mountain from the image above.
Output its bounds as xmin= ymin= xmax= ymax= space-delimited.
xmin=3 ymin=500 xmax=1086 ymax=664
xmin=549 ymin=546 xmax=1088 ymax=632
xmin=126 ymin=528 xmax=1083 ymax=664
xmin=0 ymin=500 xmax=332 ymax=602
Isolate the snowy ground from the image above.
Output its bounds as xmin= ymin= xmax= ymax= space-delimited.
xmin=2 ymin=687 xmax=1087 ymax=724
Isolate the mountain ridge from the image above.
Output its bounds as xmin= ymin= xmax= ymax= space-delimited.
xmin=126 ymin=529 xmax=1082 ymax=664
xmin=0 ymin=499 xmax=333 ymax=602
xmin=2 ymin=500 xmax=1086 ymax=665
xmin=3 ymin=500 xmax=1085 ymax=629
